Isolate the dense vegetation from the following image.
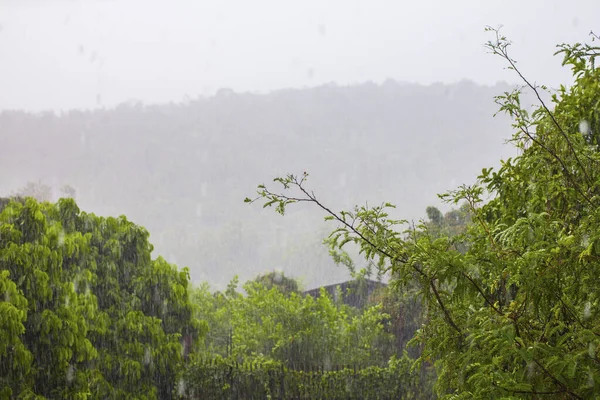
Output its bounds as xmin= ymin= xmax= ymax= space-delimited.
xmin=250 ymin=31 xmax=600 ymax=398
xmin=192 ymin=275 xmax=393 ymax=368
xmin=0 ymin=197 xmax=430 ymax=398
xmin=0 ymin=197 xmax=202 ymax=398
xmin=2 ymin=32 xmax=598 ymax=398
xmin=181 ymin=355 xmax=425 ymax=399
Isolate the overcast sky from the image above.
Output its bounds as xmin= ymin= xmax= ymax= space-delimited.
xmin=0 ymin=0 xmax=598 ymax=111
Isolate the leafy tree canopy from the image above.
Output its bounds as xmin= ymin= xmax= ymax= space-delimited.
xmin=249 ymin=29 xmax=600 ymax=398
xmin=0 ymin=197 xmax=202 ymax=399
xmin=252 ymin=270 xmax=301 ymax=296
xmin=191 ymin=276 xmax=393 ymax=369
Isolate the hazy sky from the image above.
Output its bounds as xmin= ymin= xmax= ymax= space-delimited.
xmin=0 ymin=0 xmax=597 ymax=111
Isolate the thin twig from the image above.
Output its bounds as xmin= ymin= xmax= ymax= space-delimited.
xmin=490 ymin=29 xmax=594 ymax=187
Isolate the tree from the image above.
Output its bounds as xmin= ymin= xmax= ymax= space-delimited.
xmin=426 ymin=206 xmax=443 ymax=226
xmin=14 ymin=180 xmax=53 ymax=202
xmin=0 ymin=197 xmax=202 ymax=399
xmin=60 ymin=185 xmax=77 ymax=199
xmin=191 ymin=276 xmax=393 ymax=369
xmin=252 ymin=271 xmax=301 ymax=296
xmin=248 ymin=30 xmax=600 ymax=398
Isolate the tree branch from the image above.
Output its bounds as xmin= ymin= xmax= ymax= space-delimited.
xmin=257 ymin=176 xmax=464 ymax=336
xmin=429 ymin=279 xmax=462 ymax=335
xmin=487 ymin=27 xmax=594 ymax=188
xmin=533 ymin=359 xmax=583 ymax=400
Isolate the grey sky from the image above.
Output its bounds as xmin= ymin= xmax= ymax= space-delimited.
xmin=0 ymin=0 xmax=597 ymax=111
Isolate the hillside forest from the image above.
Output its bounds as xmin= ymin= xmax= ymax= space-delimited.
xmin=0 ymin=76 xmax=518 ymax=290
xmin=1 ymin=31 xmax=600 ymax=398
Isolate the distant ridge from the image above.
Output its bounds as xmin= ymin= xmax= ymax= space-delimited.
xmin=0 ymin=80 xmax=517 ymax=288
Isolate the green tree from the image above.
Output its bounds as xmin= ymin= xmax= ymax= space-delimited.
xmin=0 ymin=197 xmax=202 ymax=399
xmin=191 ymin=277 xmax=393 ymax=369
xmin=252 ymin=271 xmax=301 ymax=296
xmin=249 ymin=30 xmax=600 ymax=398
xmin=190 ymin=279 xmax=238 ymax=358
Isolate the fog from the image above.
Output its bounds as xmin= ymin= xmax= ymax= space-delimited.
xmin=1 ymin=0 xmax=597 ymax=289
xmin=1 ymin=0 xmax=597 ymax=110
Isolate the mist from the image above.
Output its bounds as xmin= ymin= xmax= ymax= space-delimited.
xmin=1 ymin=0 xmax=597 ymax=110
xmin=1 ymin=0 xmax=597 ymax=289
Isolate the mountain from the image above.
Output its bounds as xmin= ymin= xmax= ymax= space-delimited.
xmin=0 ymin=79 xmax=517 ymax=289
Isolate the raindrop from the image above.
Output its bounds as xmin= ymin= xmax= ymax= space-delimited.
xmin=307 ymin=68 xmax=314 ymax=79
xmin=181 ymin=339 xmax=188 ymax=357
xmin=579 ymin=120 xmax=590 ymax=135
xmin=153 ymin=287 xmax=161 ymax=304
xmin=527 ymin=361 xmax=535 ymax=378
xmin=177 ymin=378 xmax=186 ymax=396
xmin=318 ymin=24 xmax=326 ymax=36
xmin=324 ymin=356 xmax=331 ymax=371
xmin=339 ymin=173 xmax=347 ymax=188
xmin=201 ymin=150 xmax=209 ymax=164
xmin=4 ymin=291 xmax=10 ymax=303
xmin=589 ymin=342 xmax=596 ymax=358
xmin=78 ymin=44 xmax=85 ymax=55
xmin=584 ymin=301 xmax=591 ymax=319
xmin=582 ymin=234 xmax=590 ymax=247
xmin=66 ymin=365 xmax=74 ymax=383
xmin=201 ymin=182 xmax=208 ymax=197
xmin=143 ymin=347 xmax=152 ymax=366
xmin=196 ymin=203 xmax=202 ymax=217
xmin=57 ymin=231 xmax=65 ymax=247
xmin=89 ymin=51 xmax=97 ymax=63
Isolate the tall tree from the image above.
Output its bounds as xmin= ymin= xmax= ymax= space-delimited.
xmin=249 ymin=30 xmax=600 ymax=398
xmin=0 ymin=197 xmax=202 ymax=399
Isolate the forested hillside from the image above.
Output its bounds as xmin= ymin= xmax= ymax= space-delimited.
xmin=0 ymin=80 xmax=516 ymax=288
xmin=2 ymin=23 xmax=599 ymax=398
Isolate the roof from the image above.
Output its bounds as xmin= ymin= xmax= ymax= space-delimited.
xmin=303 ymin=279 xmax=387 ymax=308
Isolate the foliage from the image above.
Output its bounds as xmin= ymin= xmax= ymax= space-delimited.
xmin=60 ymin=185 xmax=77 ymax=199
xmin=249 ymin=31 xmax=600 ymax=398
xmin=0 ymin=197 xmax=202 ymax=399
xmin=13 ymin=180 xmax=53 ymax=202
xmin=181 ymin=353 xmax=433 ymax=400
xmin=252 ymin=271 xmax=301 ymax=296
xmin=424 ymin=204 xmax=471 ymax=240
xmin=191 ymin=277 xmax=393 ymax=369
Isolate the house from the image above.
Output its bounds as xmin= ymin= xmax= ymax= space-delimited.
xmin=303 ymin=279 xmax=387 ymax=308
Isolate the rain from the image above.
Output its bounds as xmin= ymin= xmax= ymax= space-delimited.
xmin=1 ymin=0 xmax=599 ymax=398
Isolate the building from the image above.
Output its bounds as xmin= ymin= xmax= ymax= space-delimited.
xmin=303 ymin=278 xmax=387 ymax=309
